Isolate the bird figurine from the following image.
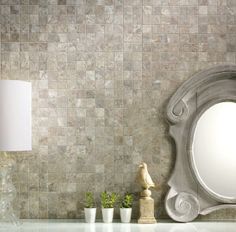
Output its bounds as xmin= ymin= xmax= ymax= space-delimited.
xmin=137 ymin=162 xmax=155 ymax=198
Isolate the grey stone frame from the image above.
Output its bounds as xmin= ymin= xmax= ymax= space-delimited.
xmin=165 ymin=65 xmax=236 ymax=222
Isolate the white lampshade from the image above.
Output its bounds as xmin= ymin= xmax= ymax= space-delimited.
xmin=0 ymin=80 xmax=31 ymax=151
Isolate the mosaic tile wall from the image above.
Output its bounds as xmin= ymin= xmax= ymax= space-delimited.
xmin=0 ymin=0 xmax=236 ymax=219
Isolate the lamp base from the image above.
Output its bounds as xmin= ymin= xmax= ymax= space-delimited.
xmin=0 ymin=153 xmax=21 ymax=226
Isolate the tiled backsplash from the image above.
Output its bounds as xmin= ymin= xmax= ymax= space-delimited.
xmin=0 ymin=0 xmax=236 ymax=219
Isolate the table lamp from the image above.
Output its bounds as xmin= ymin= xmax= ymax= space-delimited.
xmin=0 ymin=80 xmax=31 ymax=225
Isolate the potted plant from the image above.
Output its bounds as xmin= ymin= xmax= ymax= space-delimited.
xmin=84 ymin=192 xmax=96 ymax=223
xmin=119 ymin=193 xmax=133 ymax=223
xmin=101 ymin=191 xmax=118 ymax=223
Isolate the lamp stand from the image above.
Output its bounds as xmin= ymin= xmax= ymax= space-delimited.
xmin=0 ymin=152 xmax=20 ymax=226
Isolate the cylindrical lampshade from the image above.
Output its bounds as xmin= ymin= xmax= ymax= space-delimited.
xmin=0 ymin=80 xmax=31 ymax=151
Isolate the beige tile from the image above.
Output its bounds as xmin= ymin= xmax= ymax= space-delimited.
xmin=0 ymin=0 xmax=235 ymax=220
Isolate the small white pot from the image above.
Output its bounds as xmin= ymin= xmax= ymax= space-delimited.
xmin=120 ymin=208 xmax=132 ymax=223
xmin=84 ymin=208 xmax=96 ymax=223
xmin=102 ymin=208 xmax=114 ymax=223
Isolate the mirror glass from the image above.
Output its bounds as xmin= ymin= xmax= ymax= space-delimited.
xmin=192 ymin=102 xmax=236 ymax=199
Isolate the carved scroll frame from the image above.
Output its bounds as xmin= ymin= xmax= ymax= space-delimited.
xmin=165 ymin=65 xmax=236 ymax=222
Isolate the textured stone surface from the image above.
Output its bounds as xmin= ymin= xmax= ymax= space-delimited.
xmin=0 ymin=0 xmax=235 ymax=220
xmin=138 ymin=197 xmax=157 ymax=224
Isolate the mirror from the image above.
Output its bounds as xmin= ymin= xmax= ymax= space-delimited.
xmin=165 ymin=66 xmax=236 ymax=222
xmin=192 ymin=102 xmax=236 ymax=200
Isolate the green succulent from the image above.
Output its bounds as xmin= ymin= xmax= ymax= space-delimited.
xmin=120 ymin=192 xmax=133 ymax=208
xmin=101 ymin=191 xmax=118 ymax=208
xmin=84 ymin=192 xmax=96 ymax=208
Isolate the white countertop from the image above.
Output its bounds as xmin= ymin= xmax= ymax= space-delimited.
xmin=1 ymin=220 xmax=236 ymax=232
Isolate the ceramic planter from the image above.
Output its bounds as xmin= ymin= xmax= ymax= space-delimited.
xmin=84 ymin=208 xmax=96 ymax=223
xmin=120 ymin=208 xmax=132 ymax=223
xmin=102 ymin=208 xmax=114 ymax=223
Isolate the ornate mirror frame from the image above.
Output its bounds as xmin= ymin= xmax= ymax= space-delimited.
xmin=165 ymin=65 xmax=236 ymax=222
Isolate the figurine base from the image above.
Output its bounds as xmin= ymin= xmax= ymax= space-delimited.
xmin=138 ymin=217 xmax=157 ymax=224
xmin=138 ymin=197 xmax=157 ymax=224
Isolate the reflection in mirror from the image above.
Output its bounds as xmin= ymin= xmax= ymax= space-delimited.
xmin=192 ymin=102 xmax=236 ymax=200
